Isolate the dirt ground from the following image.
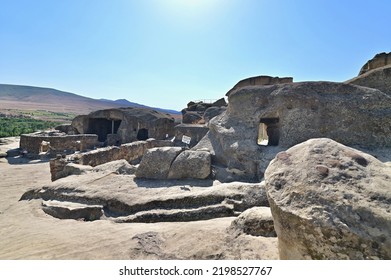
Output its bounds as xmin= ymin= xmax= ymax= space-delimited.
xmin=0 ymin=137 xmax=278 ymax=260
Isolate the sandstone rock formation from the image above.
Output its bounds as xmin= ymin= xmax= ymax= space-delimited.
xmin=71 ymin=107 xmax=175 ymax=145
xmin=50 ymin=158 xmax=137 ymax=181
xmin=174 ymin=124 xmax=209 ymax=148
xmin=346 ymin=52 xmax=391 ymax=95
xmin=42 ymin=200 xmax=103 ymax=221
xmin=55 ymin=124 xmax=78 ymax=135
xmin=347 ymin=64 xmax=391 ymax=95
xmin=168 ymin=150 xmax=211 ymax=179
xmin=229 ymin=205 xmax=276 ymax=237
xmin=358 ymin=52 xmax=391 ymax=75
xmin=176 ymin=99 xmax=227 ymax=149
xmin=203 ymin=106 xmax=226 ymax=124
xmin=181 ymin=98 xmax=227 ymax=124
xmin=92 ymin=159 xmax=137 ymax=174
xmin=265 ymin=138 xmax=391 ymax=260
xmin=136 ymin=147 xmax=212 ymax=180
xmin=135 ymin=147 xmax=184 ymax=179
xmin=195 ymin=81 xmax=391 ymax=182
xmin=21 ymin=172 xmax=269 ymax=223
xmin=225 ymin=75 xmax=293 ymax=97
xmin=182 ymin=111 xmax=203 ymax=124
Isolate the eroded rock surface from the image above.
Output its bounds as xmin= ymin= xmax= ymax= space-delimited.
xmin=347 ymin=64 xmax=391 ymax=95
xmin=195 ymin=81 xmax=391 ymax=182
xmin=229 ymin=206 xmax=276 ymax=237
xmin=135 ymin=147 xmax=183 ymax=179
xmin=21 ymin=172 xmax=269 ymax=223
xmin=358 ymin=52 xmax=391 ymax=75
xmin=136 ymin=147 xmax=212 ymax=180
xmin=265 ymin=138 xmax=391 ymax=260
xmin=168 ymin=150 xmax=211 ymax=179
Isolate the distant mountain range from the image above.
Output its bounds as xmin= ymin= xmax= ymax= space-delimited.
xmin=0 ymin=84 xmax=180 ymax=116
xmin=98 ymin=98 xmax=180 ymax=115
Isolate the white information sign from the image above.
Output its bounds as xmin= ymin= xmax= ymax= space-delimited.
xmin=182 ymin=135 xmax=191 ymax=145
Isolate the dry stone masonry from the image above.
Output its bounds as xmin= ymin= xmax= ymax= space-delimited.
xmin=20 ymin=132 xmax=98 ymax=155
xmin=50 ymin=139 xmax=173 ymax=181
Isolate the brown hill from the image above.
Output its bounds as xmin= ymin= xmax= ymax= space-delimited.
xmin=0 ymin=84 xmax=180 ymax=118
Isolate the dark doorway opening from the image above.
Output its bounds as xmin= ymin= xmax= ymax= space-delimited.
xmin=258 ymin=118 xmax=280 ymax=146
xmin=87 ymin=118 xmax=122 ymax=142
xmin=137 ymin=128 xmax=149 ymax=140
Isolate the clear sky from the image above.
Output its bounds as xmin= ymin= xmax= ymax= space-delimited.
xmin=0 ymin=0 xmax=390 ymax=110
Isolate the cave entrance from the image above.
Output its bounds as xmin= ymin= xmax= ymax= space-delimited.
xmin=87 ymin=118 xmax=122 ymax=142
xmin=137 ymin=128 xmax=149 ymax=140
xmin=258 ymin=118 xmax=280 ymax=146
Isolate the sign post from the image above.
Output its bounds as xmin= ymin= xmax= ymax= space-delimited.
xmin=181 ymin=135 xmax=191 ymax=147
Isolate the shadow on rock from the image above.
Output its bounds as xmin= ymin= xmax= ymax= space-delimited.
xmin=134 ymin=177 xmax=215 ymax=188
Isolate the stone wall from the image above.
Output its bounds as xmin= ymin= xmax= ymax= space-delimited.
xmin=226 ymin=75 xmax=293 ymax=97
xmin=359 ymin=52 xmax=391 ymax=75
xmin=49 ymin=139 xmax=174 ymax=180
xmin=49 ymin=155 xmax=68 ymax=181
xmin=20 ymin=132 xmax=98 ymax=155
xmin=76 ymin=139 xmax=173 ymax=167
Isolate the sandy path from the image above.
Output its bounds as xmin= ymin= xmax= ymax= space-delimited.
xmin=0 ymin=139 xmax=278 ymax=260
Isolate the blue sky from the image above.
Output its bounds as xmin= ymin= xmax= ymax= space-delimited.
xmin=0 ymin=0 xmax=390 ymax=110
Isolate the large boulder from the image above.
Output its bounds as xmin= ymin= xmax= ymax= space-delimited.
xmin=181 ymin=99 xmax=227 ymax=125
xmin=93 ymin=159 xmax=136 ymax=175
xmin=135 ymin=147 xmax=183 ymax=179
xmin=194 ymin=81 xmax=391 ymax=182
xmin=212 ymin=98 xmax=227 ymax=107
xmin=265 ymin=138 xmax=391 ymax=259
xmin=42 ymin=200 xmax=103 ymax=221
xmin=203 ymin=106 xmax=226 ymax=124
xmin=182 ymin=112 xmax=203 ymax=124
xmin=168 ymin=150 xmax=211 ymax=179
xmin=229 ymin=206 xmax=276 ymax=237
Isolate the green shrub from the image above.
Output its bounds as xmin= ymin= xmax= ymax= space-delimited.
xmin=0 ymin=117 xmax=61 ymax=138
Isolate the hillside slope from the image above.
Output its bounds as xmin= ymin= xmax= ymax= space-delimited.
xmin=0 ymin=84 xmax=180 ymax=116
